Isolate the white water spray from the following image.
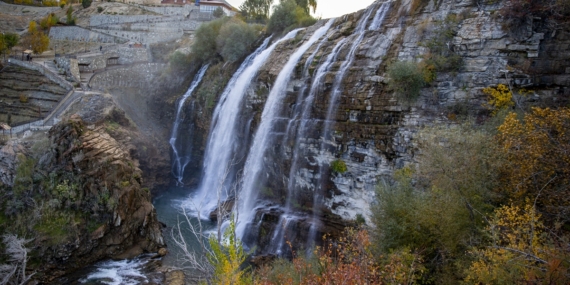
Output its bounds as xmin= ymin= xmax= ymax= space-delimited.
xmin=191 ymin=31 xmax=302 ymax=218
xmin=237 ymin=20 xmax=334 ymax=239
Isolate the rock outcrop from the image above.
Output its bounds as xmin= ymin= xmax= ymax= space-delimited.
xmin=30 ymin=114 xmax=164 ymax=282
xmin=0 ymin=91 xmax=166 ymax=282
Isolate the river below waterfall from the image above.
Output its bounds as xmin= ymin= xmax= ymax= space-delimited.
xmin=153 ymin=186 xmax=217 ymax=267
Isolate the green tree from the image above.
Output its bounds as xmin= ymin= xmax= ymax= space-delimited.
xmin=239 ymin=0 xmax=273 ymax=23
xmin=3 ymin=33 xmax=20 ymax=50
xmin=82 ymin=0 xmax=92 ymax=8
xmin=213 ymin=7 xmax=225 ymax=18
xmin=371 ymin=125 xmax=503 ymax=282
xmin=267 ymin=0 xmax=315 ymax=34
xmin=294 ymin=0 xmax=317 ymax=14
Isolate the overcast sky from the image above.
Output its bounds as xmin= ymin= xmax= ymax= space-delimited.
xmin=226 ymin=0 xmax=376 ymax=19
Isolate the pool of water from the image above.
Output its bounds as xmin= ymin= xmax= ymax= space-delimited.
xmin=153 ymin=186 xmax=217 ymax=267
xmin=62 ymin=186 xmax=215 ymax=284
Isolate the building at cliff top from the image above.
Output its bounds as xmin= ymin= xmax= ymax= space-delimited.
xmin=159 ymin=0 xmax=238 ymax=16
xmin=196 ymin=0 xmax=238 ymax=16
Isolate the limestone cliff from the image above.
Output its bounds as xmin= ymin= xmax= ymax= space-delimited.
xmin=182 ymin=0 xmax=569 ymax=253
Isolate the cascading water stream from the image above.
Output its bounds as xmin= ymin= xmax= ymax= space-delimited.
xmin=169 ymin=64 xmax=209 ymax=184
xmin=236 ymin=20 xmax=335 ymax=240
xmin=270 ymin=37 xmax=349 ymax=254
xmin=189 ymin=31 xmax=302 ymax=219
xmin=369 ymin=1 xmax=392 ymax=31
xmin=309 ymin=1 xmax=392 ymax=244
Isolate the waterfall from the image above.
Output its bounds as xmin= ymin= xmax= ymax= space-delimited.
xmin=308 ymin=1 xmax=391 ymax=244
xmin=191 ymin=30 xmax=302 ymax=219
xmin=269 ymin=37 xmax=348 ymax=254
xmin=236 ymin=20 xmax=334 ymax=240
xmin=369 ymin=1 xmax=392 ymax=31
xmin=169 ymin=64 xmax=209 ymax=184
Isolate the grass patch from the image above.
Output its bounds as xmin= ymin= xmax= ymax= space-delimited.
xmin=331 ymin=159 xmax=348 ymax=174
xmin=34 ymin=211 xmax=74 ymax=245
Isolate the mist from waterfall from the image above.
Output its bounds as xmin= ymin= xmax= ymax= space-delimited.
xmin=236 ymin=20 xmax=335 ymax=240
xmin=169 ymin=64 xmax=209 ymax=184
xmin=190 ymin=30 xmax=301 ymax=219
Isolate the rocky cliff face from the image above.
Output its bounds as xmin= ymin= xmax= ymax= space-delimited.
xmin=181 ymin=0 xmax=569 ymax=253
xmin=0 ymin=94 xmax=165 ymax=283
xmin=37 ymin=115 xmax=163 ymax=281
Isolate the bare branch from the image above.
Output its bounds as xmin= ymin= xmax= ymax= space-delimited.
xmin=0 ymin=234 xmax=35 ymax=285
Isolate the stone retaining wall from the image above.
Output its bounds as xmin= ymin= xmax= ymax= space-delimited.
xmin=8 ymin=59 xmax=73 ymax=91
xmin=93 ymin=28 xmax=183 ymax=44
xmin=49 ymin=26 xmax=118 ymax=43
xmin=116 ymin=47 xmax=150 ymax=65
xmin=89 ymin=63 xmax=165 ymax=90
xmin=54 ymin=57 xmax=81 ymax=82
xmin=136 ymin=4 xmax=196 ymax=16
xmin=78 ymin=55 xmax=108 ymax=73
xmin=90 ymin=15 xmax=176 ymax=27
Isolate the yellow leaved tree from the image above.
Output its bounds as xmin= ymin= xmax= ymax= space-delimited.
xmin=497 ymin=107 xmax=570 ymax=224
xmin=466 ymin=204 xmax=568 ymax=284
xmin=27 ymin=21 xmax=50 ymax=54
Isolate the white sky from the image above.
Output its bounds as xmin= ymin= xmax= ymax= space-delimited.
xmin=226 ymin=0 xmax=376 ymax=19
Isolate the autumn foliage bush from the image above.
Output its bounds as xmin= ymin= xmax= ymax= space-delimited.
xmin=483 ymin=84 xmax=514 ymax=114
xmin=255 ymin=228 xmax=424 ymax=285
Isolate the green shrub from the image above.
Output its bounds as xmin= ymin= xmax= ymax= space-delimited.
xmin=386 ymin=61 xmax=425 ymax=103
xmin=66 ymin=6 xmax=76 ymax=25
xmin=330 ymin=159 xmax=347 ymax=173
xmin=97 ymin=6 xmax=103 ymax=13
xmin=355 ymin=213 xmax=366 ymax=225
xmin=195 ymin=62 xmax=234 ymax=111
xmin=192 ymin=17 xmax=258 ymax=63
xmin=216 ymin=18 xmax=257 ymax=63
xmin=82 ymin=0 xmax=91 ymax=8
xmin=421 ymin=14 xmax=463 ymax=74
xmin=34 ymin=210 xmax=74 ymax=245
xmin=192 ymin=17 xmax=229 ymax=62
xmin=169 ymin=51 xmax=192 ymax=71
xmin=371 ymin=171 xmax=471 ymax=282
